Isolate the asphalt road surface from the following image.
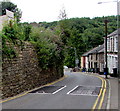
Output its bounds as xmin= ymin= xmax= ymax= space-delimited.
xmin=2 ymin=71 xmax=105 ymax=110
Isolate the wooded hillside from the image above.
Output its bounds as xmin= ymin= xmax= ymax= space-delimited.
xmin=37 ymin=16 xmax=117 ymax=67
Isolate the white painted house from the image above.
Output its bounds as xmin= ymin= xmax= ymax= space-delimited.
xmin=0 ymin=9 xmax=14 ymax=31
xmin=106 ymin=29 xmax=120 ymax=74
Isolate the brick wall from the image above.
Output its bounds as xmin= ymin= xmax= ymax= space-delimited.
xmin=2 ymin=42 xmax=63 ymax=99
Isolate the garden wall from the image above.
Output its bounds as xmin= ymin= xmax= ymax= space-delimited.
xmin=2 ymin=42 xmax=63 ymax=99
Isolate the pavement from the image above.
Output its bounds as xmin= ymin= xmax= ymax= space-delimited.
xmin=84 ymin=72 xmax=119 ymax=110
xmin=99 ymin=74 xmax=118 ymax=110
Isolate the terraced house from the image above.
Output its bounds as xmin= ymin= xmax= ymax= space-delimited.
xmin=81 ymin=44 xmax=104 ymax=73
xmin=81 ymin=29 xmax=120 ymax=76
xmin=107 ymin=29 xmax=120 ymax=76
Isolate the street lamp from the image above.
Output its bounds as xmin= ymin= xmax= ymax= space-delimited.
xmin=98 ymin=0 xmax=119 ymax=78
xmin=98 ymin=0 xmax=118 ymax=4
xmin=98 ymin=0 xmax=119 ymax=30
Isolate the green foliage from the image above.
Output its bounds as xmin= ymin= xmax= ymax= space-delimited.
xmin=64 ymin=48 xmax=75 ymax=68
xmin=82 ymin=27 xmax=104 ymax=50
xmin=58 ymin=16 xmax=117 ymax=67
xmin=2 ymin=14 xmax=117 ymax=69
xmin=2 ymin=21 xmax=24 ymax=58
xmin=30 ymin=26 xmax=64 ymax=69
xmin=58 ymin=19 xmax=71 ymax=45
xmin=39 ymin=21 xmax=57 ymax=29
xmin=2 ymin=30 xmax=17 ymax=58
xmin=20 ymin=23 xmax=32 ymax=41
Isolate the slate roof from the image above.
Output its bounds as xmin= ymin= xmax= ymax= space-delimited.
xmin=82 ymin=44 xmax=104 ymax=56
xmin=108 ymin=28 xmax=120 ymax=37
xmin=98 ymin=48 xmax=104 ymax=53
xmin=82 ymin=29 xmax=120 ymax=57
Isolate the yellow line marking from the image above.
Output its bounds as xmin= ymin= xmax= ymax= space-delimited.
xmin=71 ymin=72 xmax=107 ymax=110
xmin=91 ymin=77 xmax=104 ymax=111
xmin=0 ymin=92 xmax=28 ymax=104
xmin=98 ymin=79 xmax=107 ymax=109
xmin=0 ymin=75 xmax=67 ymax=103
xmin=91 ymin=75 xmax=107 ymax=111
xmin=76 ymin=72 xmax=106 ymax=111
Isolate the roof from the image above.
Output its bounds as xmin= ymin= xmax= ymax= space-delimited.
xmin=82 ymin=44 xmax=104 ymax=56
xmin=108 ymin=28 xmax=120 ymax=37
xmin=98 ymin=48 xmax=104 ymax=53
xmin=82 ymin=29 xmax=120 ymax=56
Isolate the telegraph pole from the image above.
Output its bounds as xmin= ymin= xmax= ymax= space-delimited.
xmin=104 ymin=19 xmax=108 ymax=79
xmin=117 ymin=1 xmax=120 ymax=79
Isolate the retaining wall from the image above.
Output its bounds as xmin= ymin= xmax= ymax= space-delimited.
xmin=2 ymin=42 xmax=63 ymax=98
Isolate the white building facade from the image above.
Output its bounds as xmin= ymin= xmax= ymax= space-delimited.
xmin=0 ymin=9 xmax=14 ymax=31
xmin=107 ymin=29 xmax=119 ymax=74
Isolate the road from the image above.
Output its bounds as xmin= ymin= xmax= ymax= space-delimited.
xmin=2 ymin=71 xmax=107 ymax=110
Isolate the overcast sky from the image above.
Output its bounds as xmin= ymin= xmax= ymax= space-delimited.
xmin=10 ymin=0 xmax=118 ymax=23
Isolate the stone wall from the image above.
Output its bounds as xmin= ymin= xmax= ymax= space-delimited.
xmin=2 ymin=42 xmax=63 ymax=99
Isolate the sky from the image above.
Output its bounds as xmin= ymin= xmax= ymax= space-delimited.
xmin=10 ymin=0 xmax=119 ymax=23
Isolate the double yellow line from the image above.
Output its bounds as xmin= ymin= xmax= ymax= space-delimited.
xmin=0 ymin=73 xmax=107 ymax=110
xmin=92 ymin=75 xmax=107 ymax=110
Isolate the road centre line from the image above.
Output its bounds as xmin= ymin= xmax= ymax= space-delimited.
xmin=52 ymin=85 xmax=67 ymax=94
xmin=67 ymin=86 xmax=79 ymax=95
xmin=67 ymin=93 xmax=98 ymax=96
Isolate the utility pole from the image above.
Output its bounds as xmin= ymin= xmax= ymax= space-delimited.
xmin=104 ymin=19 xmax=108 ymax=79
xmin=117 ymin=1 xmax=120 ymax=79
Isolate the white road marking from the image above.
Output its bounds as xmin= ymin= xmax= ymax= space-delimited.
xmin=67 ymin=93 xmax=98 ymax=96
xmin=74 ymin=85 xmax=102 ymax=88
xmin=52 ymin=86 xmax=67 ymax=94
xmin=107 ymin=79 xmax=111 ymax=109
xmin=67 ymin=85 xmax=101 ymax=96
xmin=67 ymin=86 xmax=79 ymax=94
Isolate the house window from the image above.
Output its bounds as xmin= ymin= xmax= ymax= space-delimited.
xmin=110 ymin=38 xmax=112 ymax=52
xmin=91 ymin=62 xmax=93 ymax=68
xmin=115 ymin=57 xmax=118 ymax=68
xmin=116 ymin=37 xmax=118 ymax=52
xmin=112 ymin=38 xmax=115 ymax=52
xmin=107 ymin=38 xmax=110 ymax=51
xmin=96 ymin=53 xmax=98 ymax=60
xmin=89 ymin=62 xmax=90 ymax=68
xmin=94 ymin=62 xmax=97 ymax=68
xmin=91 ymin=54 xmax=92 ymax=60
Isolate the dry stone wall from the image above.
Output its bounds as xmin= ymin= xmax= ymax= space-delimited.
xmin=2 ymin=42 xmax=63 ymax=99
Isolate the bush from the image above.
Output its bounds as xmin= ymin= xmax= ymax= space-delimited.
xmin=30 ymin=26 xmax=65 ymax=69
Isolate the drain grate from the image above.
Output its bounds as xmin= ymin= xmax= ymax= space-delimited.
xmin=30 ymin=85 xmax=66 ymax=94
xmin=67 ymin=86 xmax=101 ymax=96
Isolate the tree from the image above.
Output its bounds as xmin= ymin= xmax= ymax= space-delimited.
xmin=58 ymin=6 xmax=67 ymax=20
xmin=58 ymin=6 xmax=70 ymax=45
xmin=1 ymin=0 xmax=22 ymax=22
